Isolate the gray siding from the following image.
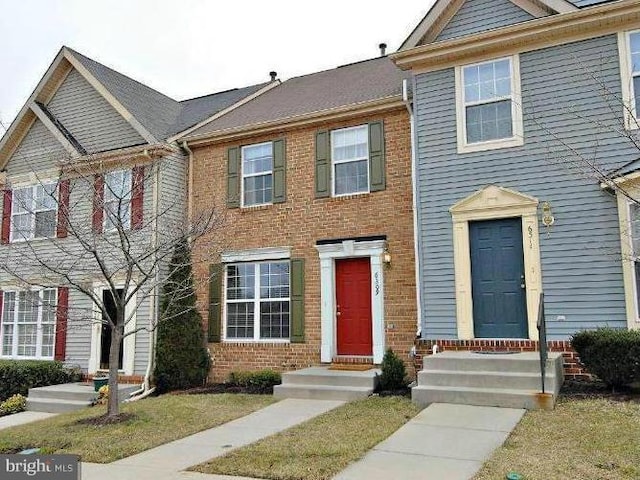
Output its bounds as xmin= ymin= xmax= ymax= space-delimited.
xmin=571 ymin=0 xmax=615 ymax=7
xmin=436 ymin=0 xmax=535 ymax=42
xmin=414 ymin=35 xmax=631 ymax=340
xmin=47 ymin=69 xmax=146 ymax=154
xmin=5 ymin=119 xmax=67 ymax=176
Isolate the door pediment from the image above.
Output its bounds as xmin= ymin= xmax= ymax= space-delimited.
xmin=450 ymin=185 xmax=538 ymax=218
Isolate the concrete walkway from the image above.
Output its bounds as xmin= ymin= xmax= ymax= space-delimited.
xmin=0 ymin=411 xmax=57 ymax=430
xmin=82 ymin=399 xmax=343 ymax=480
xmin=334 ymin=403 xmax=525 ymax=480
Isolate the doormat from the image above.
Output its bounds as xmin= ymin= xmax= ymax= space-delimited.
xmin=328 ymin=364 xmax=375 ymax=371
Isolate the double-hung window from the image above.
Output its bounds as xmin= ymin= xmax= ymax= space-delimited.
xmin=620 ymin=31 xmax=640 ymax=129
xmin=225 ymin=261 xmax=290 ymax=340
xmin=331 ymin=125 xmax=369 ymax=196
xmin=456 ymin=55 xmax=523 ymax=152
xmin=242 ymin=142 xmax=273 ymax=207
xmin=1 ymin=289 xmax=56 ymax=359
xmin=10 ymin=183 xmax=57 ymax=241
xmin=103 ymin=169 xmax=132 ymax=231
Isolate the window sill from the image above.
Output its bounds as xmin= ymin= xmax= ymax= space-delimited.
xmin=457 ymin=136 xmax=524 ymax=154
xmin=326 ymin=192 xmax=372 ymax=202
xmin=239 ymin=203 xmax=273 ymax=213
xmin=220 ymin=339 xmax=291 ymax=346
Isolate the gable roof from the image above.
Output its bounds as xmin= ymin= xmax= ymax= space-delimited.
xmin=183 ymin=56 xmax=408 ymax=142
xmin=0 ymin=47 xmax=274 ymax=168
xmin=400 ymin=0 xmax=578 ymax=50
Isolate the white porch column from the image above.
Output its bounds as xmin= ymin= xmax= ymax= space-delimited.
xmin=319 ymin=257 xmax=335 ymax=363
xmin=371 ymin=255 xmax=385 ymax=364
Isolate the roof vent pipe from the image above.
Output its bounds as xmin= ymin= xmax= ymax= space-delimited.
xmin=269 ymin=71 xmax=278 ymax=82
xmin=379 ymin=43 xmax=387 ymax=56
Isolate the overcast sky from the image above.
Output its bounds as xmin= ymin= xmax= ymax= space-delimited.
xmin=0 ymin=0 xmax=435 ymax=132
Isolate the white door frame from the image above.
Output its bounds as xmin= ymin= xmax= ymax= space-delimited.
xmin=88 ymin=283 xmax=136 ymax=376
xmin=316 ymin=240 xmax=386 ymax=364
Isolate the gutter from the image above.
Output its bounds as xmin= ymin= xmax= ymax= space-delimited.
xmin=403 ymin=78 xmax=423 ymax=338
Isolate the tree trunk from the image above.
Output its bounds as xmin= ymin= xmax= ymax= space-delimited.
xmin=106 ymin=322 xmax=123 ymax=418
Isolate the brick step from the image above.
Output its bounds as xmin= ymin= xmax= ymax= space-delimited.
xmin=273 ymin=384 xmax=373 ymax=401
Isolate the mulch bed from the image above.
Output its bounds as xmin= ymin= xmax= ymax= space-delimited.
xmin=174 ymin=384 xmax=275 ymax=395
xmin=561 ymin=378 xmax=640 ymax=402
xmin=76 ymin=413 xmax=136 ymax=426
xmin=375 ymin=388 xmax=411 ymax=398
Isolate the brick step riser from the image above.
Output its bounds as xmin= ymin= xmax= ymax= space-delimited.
xmin=418 ymin=371 xmax=559 ymax=391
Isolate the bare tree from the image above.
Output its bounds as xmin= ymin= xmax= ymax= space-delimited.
xmin=0 ymin=150 xmax=222 ymax=418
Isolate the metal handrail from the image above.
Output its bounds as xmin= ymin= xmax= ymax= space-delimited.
xmin=536 ymin=292 xmax=547 ymax=393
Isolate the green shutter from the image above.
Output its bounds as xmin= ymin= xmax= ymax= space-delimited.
xmin=227 ymin=147 xmax=241 ymax=208
xmin=368 ymin=121 xmax=386 ymax=192
xmin=208 ymin=264 xmax=223 ymax=342
xmin=272 ymin=139 xmax=286 ymax=203
xmin=314 ymin=130 xmax=331 ymax=198
xmin=290 ymin=258 xmax=305 ymax=343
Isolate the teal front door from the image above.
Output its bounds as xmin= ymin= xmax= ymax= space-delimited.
xmin=470 ymin=218 xmax=528 ymax=338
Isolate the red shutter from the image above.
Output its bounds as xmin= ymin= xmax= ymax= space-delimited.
xmin=131 ymin=166 xmax=145 ymax=230
xmin=54 ymin=287 xmax=69 ymax=362
xmin=92 ymin=174 xmax=104 ymax=234
xmin=56 ymin=179 xmax=70 ymax=239
xmin=1 ymin=189 xmax=12 ymax=244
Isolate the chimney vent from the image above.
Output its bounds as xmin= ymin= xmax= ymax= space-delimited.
xmin=269 ymin=71 xmax=278 ymax=82
xmin=379 ymin=43 xmax=387 ymax=56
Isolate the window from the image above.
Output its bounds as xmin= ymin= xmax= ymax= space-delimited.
xmin=104 ymin=170 xmax=132 ymax=231
xmin=620 ymin=31 xmax=640 ymax=129
xmin=225 ymin=261 xmax=290 ymax=340
xmin=630 ymin=203 xmax=640 ymax=318
xmin=242 ymin=142 xmax=273 ymax=206
xmin=10 ymin=183 xmax=57 ymax=241
xmin=1 ymin=289 xmax=56 ymax=359
xmin=331 ymin=125 xmax=369 ymax=196
xmin=455 ymin=55 xmax=523 ymax=153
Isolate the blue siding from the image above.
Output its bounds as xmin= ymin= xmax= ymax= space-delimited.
xmin=414 ymin=35 xmax=631 ymax=340
xmin=436 ymin=0 xmax=535 ymax=42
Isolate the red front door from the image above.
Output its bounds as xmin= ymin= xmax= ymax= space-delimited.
xmin=336 ymin=258 xmax=372 ymax=356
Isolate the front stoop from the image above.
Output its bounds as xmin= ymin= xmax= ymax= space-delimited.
xmin=274 ymin=366 xmax=381 ymax=401
xmin=412 ymin=351 xmax=564 ymax=410
xmin=26 ymin=383 xmax=139 ymax=413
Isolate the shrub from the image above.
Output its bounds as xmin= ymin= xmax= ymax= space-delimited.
xmin=571 ymin=328 xmax=640 ymax=389
xmin=0 ymin=360 xmax=80 ymax=402
xmin=0 ymin=394 xmax=26 ymax=416
xmin=228 ymin=370 xmax=282 ymax=394
xmin=378 ymin=349 xmax=408 ymax=391
xmin=154 ymin=239 xmax=211 ymax=394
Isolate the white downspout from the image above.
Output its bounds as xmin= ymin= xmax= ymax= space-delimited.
xmin=403 ymin=78 xmax=423 ymax=339
xmin=128 ymin=149 xmax=158 ymax=400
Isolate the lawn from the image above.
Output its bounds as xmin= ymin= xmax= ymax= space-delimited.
xmin=0 ymin=394 xmax=275 ymax=463
xmin=192 ymin=396 xmax=421 ymax=480
xmin=474 ymin=398 xmax=640 ymax=480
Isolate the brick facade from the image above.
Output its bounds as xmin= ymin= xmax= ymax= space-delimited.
xmin=190 ymin=108 xmax=418 ymax=382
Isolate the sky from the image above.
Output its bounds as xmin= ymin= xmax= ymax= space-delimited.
xmin=0 ymin=0 xmax=435 ymax=132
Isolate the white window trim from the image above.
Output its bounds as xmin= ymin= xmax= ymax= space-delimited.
xmin=222 ymin=259 xmax=291 ymax=343
xmin=9 ymin=182 xmax=58 ymax=243
xmin=241 ymin=141 xmax=274 ymax=208
xmin=0 ymin=288 xmax=57 ymax=361
xmin=221 ymin=246 xmax=291 ymax=264
xmin=103 ymin=169 xmax=132 ymax=232
xmin=628 ymin=202 xmax=640 ymax=323
xmin=331 ymin=125 xmax=371 ymax=198
xmin=455 ymin=55 xmax=524 ymax=154
xmin=618 ymin=30 xmax=640 ymax=131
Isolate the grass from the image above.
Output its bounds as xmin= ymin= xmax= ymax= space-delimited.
xmin=192 ymin=396 xmax=421 ymax=480
xmin=0 ymin=394 xmax=274 ymax=463
xmin=474 ymin=398 xmax=640 ymax=480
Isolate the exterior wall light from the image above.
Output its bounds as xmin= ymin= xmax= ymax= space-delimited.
xmin=383 ymin=246 xmax=392 ymax=266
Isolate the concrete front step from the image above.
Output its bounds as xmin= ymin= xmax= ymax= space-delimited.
xmin=274 ymin=384 xmax=374 ymax=401
xmin=274 ymin=366 xmax=380 ymax=401
xmin=423 ymin=351 xmax=560 ymax=374
xmin=26 ymin=383 xmax=139 ymax=413
xmin=419 ymin=369 xmax=560 ymax=392
xmin=26 ymin=398 xmax=91 ymax=414
xmin=412 ymin=385 xmax=554 ymax=410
